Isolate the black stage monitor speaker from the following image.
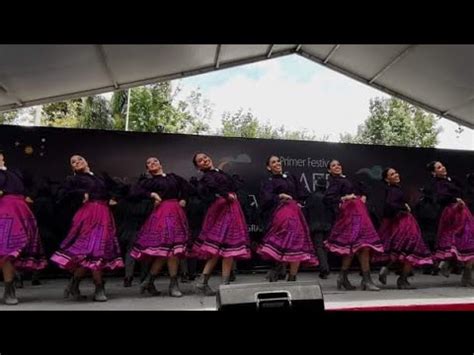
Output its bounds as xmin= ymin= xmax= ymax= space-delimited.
xmin=216 ymin=281 xmax=324 ymax=311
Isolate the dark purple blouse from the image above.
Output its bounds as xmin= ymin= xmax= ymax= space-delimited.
xmin=0 ymin=168 xmax=26 ymax=195
xmin=383 ymin=184 xmax=409 ymax=218
xmin=259 ymin=172 xmax=308 ymax=212
xmin=431 ymin=176 xmax=462 ymax=208
xmin=130 ymin=173 xmax=189 ymax=201
xmin=323 ymin=175 xmax=365 ymax=209
xmin=197 ymin=168 xmax=237 ymax=199
xmin=63 ymin=172 xmax=110 ymax=201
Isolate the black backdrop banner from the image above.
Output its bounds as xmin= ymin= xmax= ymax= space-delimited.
xmin=2 ymin=124 xmax=473 ymax=203
xmin=1 ymin=125 xmax=473 ymax=272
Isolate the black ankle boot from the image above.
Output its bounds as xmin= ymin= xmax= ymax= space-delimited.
xmin=461 ymin=266 xmax=473 ymax=287
xmin=222 ymin=276 xmax=231 ymax=285
xmin=361 ymin=271 xmax=380 ymax=291
xmin=140 ymin=274 xmax=160 ymax=296
xmin=3 ymin=281 xmax=19 ymax=305
xmin=439 ymin=261 xmax=450 ymax=278
xmin=277 ymin=264 xmax=287 ymax=280
xmin=64 ymin=276 xmax=85 ymax=300
xmin=287 ymin=274 xmax=297 ymax=282
xmin=123 ymin=276 xmax=133 ymax=287
xmin=15 ymin=274 xmax=24 ymax=289
xmin=31 ymin=272 xmax=41 ymax=286
xmin=195 ymin=274 xmax=216 ymax=296
xmin=337 ymin=270 xmax=356 ymax=290
xmin=169 ymin=276 xmax=183 ymax=297
xmin=397 ymin=275 xmax=416 ymax=289
xmin=266 ymin=268 xmax=278 ymax=282
xmin=379 ymin=266 xmax=389 ymax=285
xmin=319 ymin=270 xmax=329 ymax=279
xmin=93 ymin=282 xmax=108 ymax=302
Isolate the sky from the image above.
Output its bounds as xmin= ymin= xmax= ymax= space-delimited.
xmin=171 ymin=54 xmax=473 ymax=150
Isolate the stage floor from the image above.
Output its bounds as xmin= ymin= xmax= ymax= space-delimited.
xmin=1 ymin=272 xmax=473 ymax=310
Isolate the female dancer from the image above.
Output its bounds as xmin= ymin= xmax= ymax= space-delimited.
xmin=130 ymin=157 xmax=190 ymax=297
xmin=0 ymin=150 xmax=47 ymax=305
xmin=323 ymin=159 xmax=383 ymax=291
xmin=189 ymin=153 xmax=251 ymax=295
xmin=377 ymin=167 xmax=432 ymax=289
xmin=257 ymin=155 xmax=318 ymax=281
xmin=51 ymin=155 xmax=124 ymax=302
xmin=428 ymin=161 xmax=474 ymax=286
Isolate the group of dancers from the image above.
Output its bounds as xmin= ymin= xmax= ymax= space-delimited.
xmin=0 ymin=149 xmax=473 ymax=305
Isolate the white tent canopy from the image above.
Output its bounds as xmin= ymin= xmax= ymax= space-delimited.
xmin=0 ymin=44 xmax=472 ymax=129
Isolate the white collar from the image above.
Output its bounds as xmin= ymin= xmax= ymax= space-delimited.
xmin=0 ymin=166 xmax=6 ymax=171
xmin=153 ymin=173 xmax=166 ymax=177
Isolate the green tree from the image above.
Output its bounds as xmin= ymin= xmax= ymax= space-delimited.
xmin=41 ymin=96 xmax=112 ymax=129
xmin=110 ymin=85 xmax=211 ymax=134
xmin=0 ymin=110 xmax=18 ymax=124
xmin=78 ymin=96 xmax=113 ymax=129
xmin=340 ymin=97 xmax=441 ymax=147
xmin=1 ymin=107 xmax=39 ymax=126
xmin=339 ymin=133 xmax=355 ymax=144
xmin=220 ymin=108 xmax=326 ymax=141
xmin=180 ymin=88 xmax=211 ymax=134
xmin=126 ymin=83 xmax=180 ymax=133
xmin=37 ymin=83 xmax=212 ymax=134
xmin=221 ymin=109 xmax=260 ymax=138
xmin=120 ymin=83 xmax=197 ymax=134
xmin=110 ymin=90 xmax=128 ymax=130
xmin=280 ymin=128 xmax=326 ymax=141
xmin=256 ymin=121 xmax=283 ymax=139
xmin=41 ymin=99 xmax=83 ymax=128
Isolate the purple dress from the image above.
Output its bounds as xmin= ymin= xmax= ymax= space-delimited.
xmin=0 ymin=167 xmax=47 ymax=270
xmin=323 ymin=175 xmax=383 ymax=256
xmin=256 ymin=173 xmax=318 ymax=265
xmin=375 ymin=184 xmax=432 ymax=266
xmin=431 ymin=177 xmax=474 ymax=262
xmin=188 ymin=168 xmax=251 ymax=259
xmin=130 ymin=173 xmax=190 ymax=260
xmin=50 ymin=172 xmax=124 ymax=271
